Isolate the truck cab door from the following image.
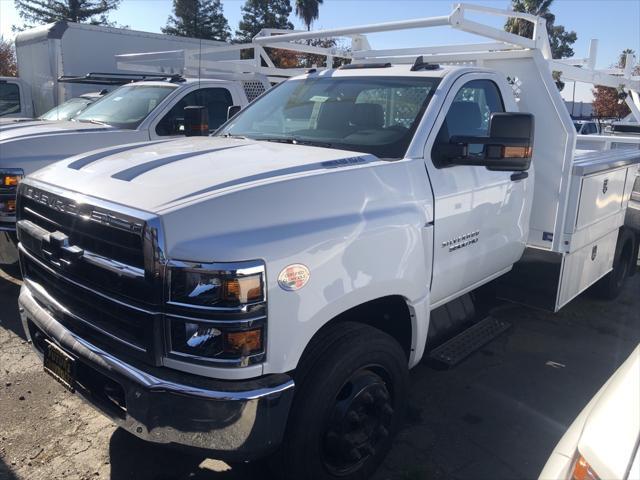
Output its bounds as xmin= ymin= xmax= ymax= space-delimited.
xmin=149 ymin=85 xmax=237 ymax=139
xmin=425 ymin=73 xmax=532 ymax=307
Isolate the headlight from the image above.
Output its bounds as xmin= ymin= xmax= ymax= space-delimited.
xmin=166 ymin=261 xmax=266 ymax=365
xmin=169 ymin=266 xmax=264 ymax=308
xmin=570 ymin=454 xmax=600 ymax=480
xmin=170 ymin=318 xmax=264 ymax=359
xmin=0 ymin=169 xmax=22 ymax=216
xmin=0 ymin=198 xmax=16 ymax=215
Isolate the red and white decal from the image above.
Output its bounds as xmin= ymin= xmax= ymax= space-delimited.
xmin=278 ymin=264 xmax=310 ymax=291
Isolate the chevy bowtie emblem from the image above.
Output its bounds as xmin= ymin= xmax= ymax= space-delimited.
xmin=43 ymin=231 xmax=84 ymax=267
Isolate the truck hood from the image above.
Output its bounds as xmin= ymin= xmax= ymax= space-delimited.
xmin=0 ymin=118 xmax=42 ymax=126
xmin=578 ymin=345 xmax=640 ymax=480
xmin=0 ymin=119 xmax=112 ymax=138
xmin=0 ymin=120 xmax=146 ymax=177
xmin=28 ymin=136 xmax=380 ymax=213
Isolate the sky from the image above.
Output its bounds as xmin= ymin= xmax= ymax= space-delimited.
xmin=1 ymin=0 xmax=639 ymax=102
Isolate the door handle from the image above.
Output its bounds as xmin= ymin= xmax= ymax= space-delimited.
xmin=510 ymin=171 xmax=529 ymax=181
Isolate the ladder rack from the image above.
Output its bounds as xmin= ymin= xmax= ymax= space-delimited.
xmin=115 ymin=3 xmax=639 ymax=120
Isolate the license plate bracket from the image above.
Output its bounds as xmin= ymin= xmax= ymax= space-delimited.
xmin=43 ymin=339 xmax=76 ymax=392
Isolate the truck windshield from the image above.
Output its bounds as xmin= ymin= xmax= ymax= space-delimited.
xmin=39 ymin=97 xmax=95 ymax=121
xmin=74 ymin=84 xmax=176 ymax=129
xmin=217 ymin=76 xmax=440 ymax=159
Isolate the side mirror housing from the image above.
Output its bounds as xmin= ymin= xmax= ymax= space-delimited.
xmin=227 ymin=105 xmax=242 ymax=120
xmin=184 ymin=106 xmax=209 ymax=136
xmin=443 ymin=112 xmax=534 ymax=171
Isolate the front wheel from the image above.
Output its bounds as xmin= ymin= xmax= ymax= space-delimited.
xmin=273 ymin=322 xmax=408 ymax=480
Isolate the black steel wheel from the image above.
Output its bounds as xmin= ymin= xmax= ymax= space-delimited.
xmin=272 ymin=322 xmax=408 ymax=480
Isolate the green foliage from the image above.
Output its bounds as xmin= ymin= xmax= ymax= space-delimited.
xmin=13 ymin=0 xmax=121 ymax=29
xmin=295 ymin=0 xmax=323 ymax=31
xmin=236 ymin=0 xmax=293 ymax=43
xmin=162 ymin=0 xmax=230 ymax=42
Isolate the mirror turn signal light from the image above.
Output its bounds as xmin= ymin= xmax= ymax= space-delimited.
xmin=503 ymin=146 xmax=533 ymax=158
xmin=571 ymin=454 xmax=600 ymax=480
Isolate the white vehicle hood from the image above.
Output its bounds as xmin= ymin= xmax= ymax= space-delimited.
xmin=0 ymin=118 xmax=41 ymax=126
xmin=0 ymin=119 xmax=108 ymax=137
xmin=0 ymin=120 xmax=147 ymax=176
xmin=28 ymin=136 xmax=381 ymax=213
xmin=578 ymin=345 xmax=640 ymax=480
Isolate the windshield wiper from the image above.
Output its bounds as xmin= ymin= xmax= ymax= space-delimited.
xmin=221 ymin=133 xmax=250 ymax=140
xmin=74 ymin=118 xmax=111 ymax=127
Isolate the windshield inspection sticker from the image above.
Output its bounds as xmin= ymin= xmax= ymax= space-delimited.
xmin=278 ymin=264 xmax=310 ymax=291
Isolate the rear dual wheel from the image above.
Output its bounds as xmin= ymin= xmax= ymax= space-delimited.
xmin=592 ymin=229 xmax=636 ymax=300
xmin=273 ymin=322 xmax=408 ymax=480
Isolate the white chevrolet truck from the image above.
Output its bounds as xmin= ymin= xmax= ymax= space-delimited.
xmin=13 ymin=5 xmax=640 ymax=480
xmin=0 ymin=73 xmax=270 ymax=266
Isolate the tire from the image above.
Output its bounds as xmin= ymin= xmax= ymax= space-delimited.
xmin=272 ymin=322 xmax=408 ymax=480
xmin=592 ymin=229 xmax=635 ymax=300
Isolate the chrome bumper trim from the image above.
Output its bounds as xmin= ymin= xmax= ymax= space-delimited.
xmin=19 ymin=285 xmax=294 ymax=458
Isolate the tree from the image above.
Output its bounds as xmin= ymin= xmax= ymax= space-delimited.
xmin=592 ymin=49 xmax=640 ymax=119
xmin=236 ymin=0 xmax=293 ymax=43
xmin=162 ymin=0 xmax=230 ymax=42
xmin=13 ymin=0 xmax=121 ymax=29
xmin=0 ymin=37 xmax=18 ymax=76
xmin=295 ymin=0 xmax=322 ymax=31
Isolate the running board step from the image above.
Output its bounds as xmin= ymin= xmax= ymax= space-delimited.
xmin=428 ymin=316 xmax=511 ymax=367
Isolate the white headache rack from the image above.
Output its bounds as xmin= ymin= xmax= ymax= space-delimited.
xmin=116 ymin=38 xmax=352 ymax=84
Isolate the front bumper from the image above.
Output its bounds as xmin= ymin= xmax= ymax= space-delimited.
xmin=19 ymin=284 xmax=294 ymax=461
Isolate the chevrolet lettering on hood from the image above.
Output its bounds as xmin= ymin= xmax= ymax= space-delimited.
xmin=22 ymin=185 xmax=144 ymax=234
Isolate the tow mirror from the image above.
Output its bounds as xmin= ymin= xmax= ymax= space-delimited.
xmin=227 ymin=105 xmax=241 ymax=120
xmin=444 ymin=112 xmax=534 ymax=171
xmin=183 ymin=106 xmax=209 ymax=136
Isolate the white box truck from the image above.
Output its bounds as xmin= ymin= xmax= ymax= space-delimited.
xmin=13 ymin=4 xmax=640 ymax=479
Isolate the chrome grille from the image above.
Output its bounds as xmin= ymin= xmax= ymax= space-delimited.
xmin=17 ymin=180 xmax=267 ymax=374
xmin=17 ymin=181 xmax=163 ymax=365
xmin=17 ymin=184 xmax=160 ymax=306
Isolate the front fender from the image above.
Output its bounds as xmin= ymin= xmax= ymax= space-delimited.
xmin=162 ymin=158 xmax=434 ymax=376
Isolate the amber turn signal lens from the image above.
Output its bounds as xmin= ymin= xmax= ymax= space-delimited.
xmin=571 ymin=454 xmax=600 ymax=480
xmin=503 ymin=146 xmax=533 ymax=158
xmin=3 ymin=175 xmax=21 ymax=187
xmin=224 ymin=329 xmax=262 ymax=354
xmin=223 ymin=275 xmax=263 ymax=304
